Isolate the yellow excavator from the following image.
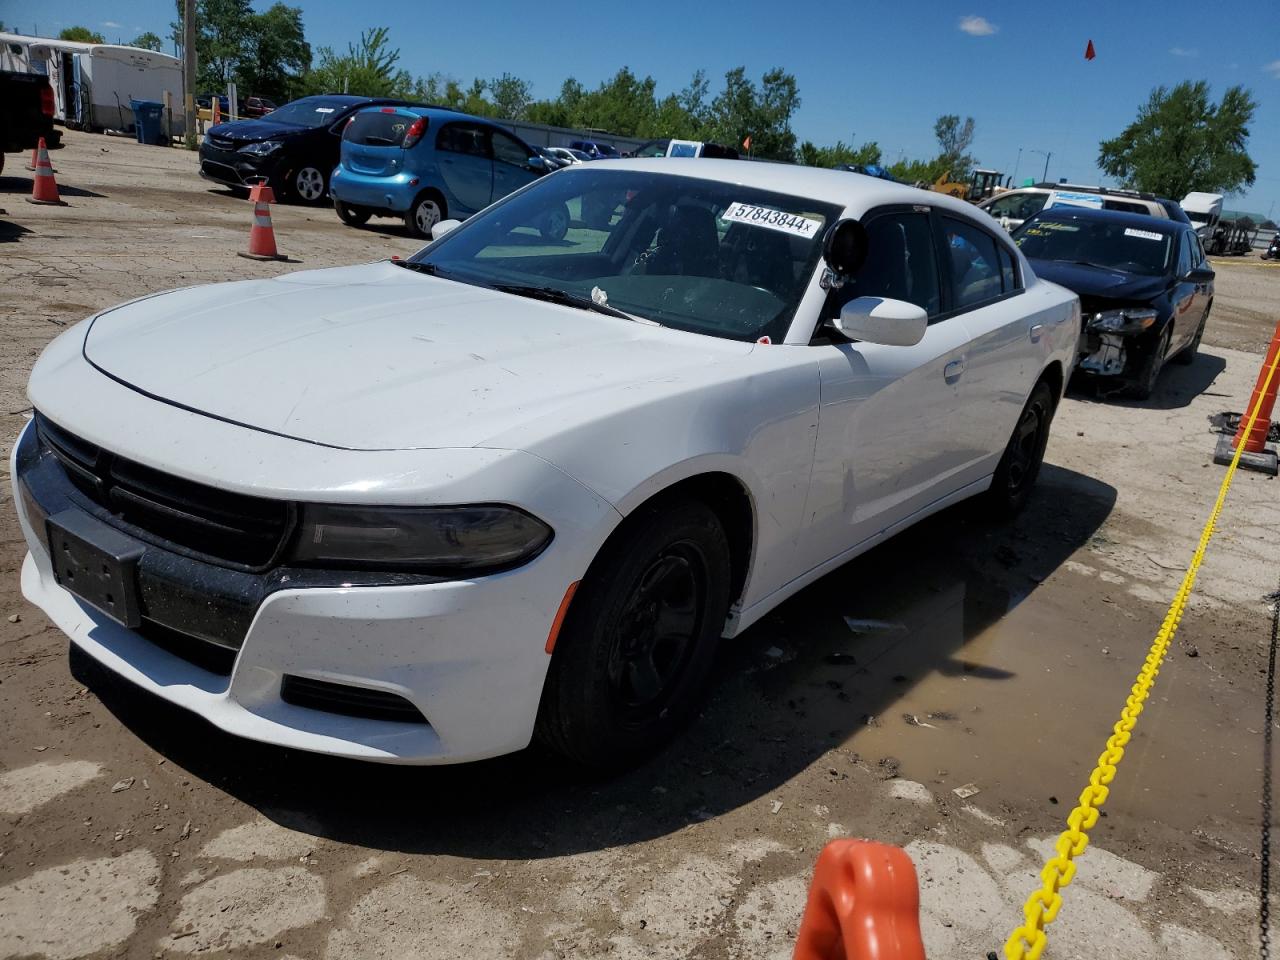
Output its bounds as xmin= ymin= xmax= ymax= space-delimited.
xmin=931 ymin=169 xmax=1008 ymax=203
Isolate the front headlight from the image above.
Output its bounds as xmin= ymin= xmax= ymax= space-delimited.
xmin=238 ymin=140 xmax=283 ymax=156
xmin=290 ymin=504 xmax=553 ymax=572
xmin=1090 ymin=308 xmax=1157 ymax=334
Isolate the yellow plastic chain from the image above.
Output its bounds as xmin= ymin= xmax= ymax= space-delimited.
xmin=1003 ymin=345 xmax=1280 ymax=960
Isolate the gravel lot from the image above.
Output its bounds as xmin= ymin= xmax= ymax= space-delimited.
xmin=1 ymin=132 xmax=1277 ymax=960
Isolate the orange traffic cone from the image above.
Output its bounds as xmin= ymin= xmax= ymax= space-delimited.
xmin=25 ymin=146 xmax=37 ymax=171
xmin=237 ymin=182 xmax=286 ymax=261
xmin=26 ymin=138 xmax=66 ymax=206
xmin=793 ymin=840 xmax=926 ymax=960
xmin=1214 ymin=317 xmax=1280 ymax=475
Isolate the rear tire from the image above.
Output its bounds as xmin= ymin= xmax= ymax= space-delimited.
xmin=985 ymin=380 xmax=1054 ymax=517
xmin=334 ymin=200 xmax=370 ymax=227
xmin=405 ymin=192 xmax=445 ymax=239
xmin=290 ymin=164 xmax=327 ymax=204
xmin=535 ymin=499 xmax=732 ymax=770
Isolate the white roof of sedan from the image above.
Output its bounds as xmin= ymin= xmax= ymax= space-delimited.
xmin=592 ymin=158 xmax=986 ymax=220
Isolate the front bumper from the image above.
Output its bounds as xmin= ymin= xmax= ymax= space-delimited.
xmin=198 ymin=142 xmax=278 ymax=188
xmin=329 ymin=166 xmax=417 ymax=213
xmin=11 ymin=415 xmax=616 ymax=764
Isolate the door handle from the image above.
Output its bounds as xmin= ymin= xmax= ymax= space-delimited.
xmin=944 ymin=359 xmax=965 ymax=382
xmin=1030 ymin=323 xmax=1044 ymax=343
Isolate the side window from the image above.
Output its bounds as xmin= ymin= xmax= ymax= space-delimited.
xmin=998 ymin=245 xmax=1019 ymax=293
xmin=1176 ymin=232 xmax=1194 ymax=276
xmin=985 ymin=195 xmax=1020 ymax=219
xmin=436 ymin=123 xmax=488 ymax=158
xmin=490 ymin=129 xmax=531 ymax=167
xmin=943 ymin=217 xmax=1003 ymax=308
xmin=836 ymin=212 xmax=941 ymax=318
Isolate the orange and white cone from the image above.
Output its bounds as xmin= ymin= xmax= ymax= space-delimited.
xmin=26 ymin=138 xmax=66 ymax=206
xmin=237 ymin=182 xmax=286 ymax=261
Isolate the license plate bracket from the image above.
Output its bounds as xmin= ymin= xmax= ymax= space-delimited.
xmin=46 ymin=510 xmax=144 ymax=628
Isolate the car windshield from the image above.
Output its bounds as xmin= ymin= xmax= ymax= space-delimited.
xmin=261 ymin=98 xmax=354 ymax=128
xmin=409 ymin=168 xmax=841 ymax=342
xmin=1013 ymin=217 xmax=1174 ymax=277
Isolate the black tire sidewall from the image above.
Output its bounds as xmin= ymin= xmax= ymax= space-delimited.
xmin=334 ymin=200 xmax=369 ymax=226
xmin=537 ymin=500 xmax=731 ymax=768
xmin=1130 ymin=326 xmax=1171 ymax=398
xmin=987 ymin=380 xmax=1054 ymax=516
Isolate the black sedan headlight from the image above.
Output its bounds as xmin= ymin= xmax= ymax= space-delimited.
xmin=1089 ymin=308 xmax=1157 ymax=334
xmin=290 ymin=504 xmax=552 ymax=573
xmin=238 ymin=140 xmax=283 ymax=157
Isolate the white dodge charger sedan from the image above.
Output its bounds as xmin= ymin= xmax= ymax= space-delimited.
xmin=13 ymin=160 xmax=1079 ymax=767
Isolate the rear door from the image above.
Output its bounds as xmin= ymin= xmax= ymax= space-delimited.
xmin=435 ymin=122 xmax=494 ymax=215
xmin=489 ymin=128 xmax=540 ymax=203
xmin=341 ymin=109 xmax=414 ymax=177
xmin=938 ymin=215 xmax=1038 ymax=480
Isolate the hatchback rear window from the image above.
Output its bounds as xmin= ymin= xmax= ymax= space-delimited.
xmin=344 ymin=112 xmax=420 ymax=147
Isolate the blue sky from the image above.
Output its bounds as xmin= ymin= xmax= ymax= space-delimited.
xmin=5 ymin=0 xmax=1278 ymax=214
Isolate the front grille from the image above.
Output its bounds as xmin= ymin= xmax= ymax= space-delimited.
xmin=36 ymin=414 xmax=292 ymax=570
xmin=280 ymin=675 xmax=429 ymax=724
xmin=200 ymin=159 xmax=243 ymax=183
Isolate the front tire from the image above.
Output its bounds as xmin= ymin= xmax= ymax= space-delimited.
xmin=1128 ymin=326 xmax=1171 ymax=399
xmin=334 ymin=200 xmax=370 ymax=227
xmin=535 ymin=499 xmax=732 ymax=770
xmin=986 ymin=380 xmax=1054 ymax=517
xmin=290 ymin=164 xmax=327 ymax=204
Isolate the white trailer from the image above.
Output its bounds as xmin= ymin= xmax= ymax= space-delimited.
xmin=1180 ymin=191 xmax=1224 ymax=241
xmin=0 ymin=33 xmax=185 ymax=135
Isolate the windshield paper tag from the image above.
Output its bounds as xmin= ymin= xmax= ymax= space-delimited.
xmin=314 ymin=107 xmax=336 ymax=114
xmin=721 ymin=202 xmax=822 ymax=238
xmin=1124 ymin=227 xmax=1162 ymax=241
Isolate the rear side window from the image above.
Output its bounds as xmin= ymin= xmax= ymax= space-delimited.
xmin=943 ymin=217 xmax=1003 ymax=308
xmin=437 ymin=123 xmax=489 ymax=157
xmin=344 ymin=112 xmax=417 ymax=147
xmin=999 ymin=245 xmax=1019 ymax=292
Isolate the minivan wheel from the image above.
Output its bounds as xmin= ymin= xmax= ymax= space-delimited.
xmin=406 ymin=194 xmax=444 ymax=238
xmin=334 ymin=200 xmax=370 ymax=227
xmin=535 ymin=499 xmax=732 ymax=770
xmin=985 ymin=380 xmax=1054 ymax=517
xmin=292 ymin=165 xmax=327 ymax=203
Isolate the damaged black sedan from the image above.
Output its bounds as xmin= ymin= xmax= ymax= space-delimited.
xmin=1012 ymin=207 xmax=1214 ymax=399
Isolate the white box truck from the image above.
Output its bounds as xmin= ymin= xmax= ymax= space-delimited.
xmin=1180 ymin=192 xmax=1224 ymax=242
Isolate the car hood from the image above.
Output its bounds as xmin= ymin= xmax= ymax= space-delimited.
xmin=206 ymin=118 xmax=310 ymax=144
xmin=81 ymin=261 xmax=752 ymax=452
xmin=1027 ymin=259 xmax=1169 ymax=303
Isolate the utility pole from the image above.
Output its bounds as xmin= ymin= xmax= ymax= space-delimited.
xmin=1011 ymin=147 xmax=1022 ymax=185
xmin=182 ymin=0 xmax=196 ymax=149
xmin=1042 ymin=151 xmax=1052 ymax=182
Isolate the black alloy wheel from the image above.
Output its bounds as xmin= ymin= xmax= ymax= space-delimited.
xmin=986 ymin=380 xmax=1054 ymax=517
xmin=536 ymin=499 xmax=731 ymax=769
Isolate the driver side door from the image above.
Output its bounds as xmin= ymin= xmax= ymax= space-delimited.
xmin=798 ymin=207 xmax=975 ymax=573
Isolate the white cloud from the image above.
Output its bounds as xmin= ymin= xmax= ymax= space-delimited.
xmin=1265 ymin=59 xmax=1280 ymax=78
xmin=1169 ymin=47 xmax=1198 ymax=57
xmin=958 ymin=15 xmax=998 ymax=36
xmin=102 ymin=20 xmax=121 ymax=28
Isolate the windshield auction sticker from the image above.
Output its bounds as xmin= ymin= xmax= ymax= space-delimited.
xmin=1123 ymin=227 xmax=1163 ymax=241
xmin=721 ymin=203 xmax=823 ymax=238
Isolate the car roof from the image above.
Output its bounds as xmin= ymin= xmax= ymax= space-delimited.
xmin=579 ymin=158 xmax=992 ymax=220
xmin=351 ymin=104 xmax=484 ymax=123
xmin=1028 ymin=205 xmax=1185 ymax=233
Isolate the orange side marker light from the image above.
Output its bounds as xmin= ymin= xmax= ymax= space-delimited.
xmin=544 ymin=581 xmax=580 ymax=654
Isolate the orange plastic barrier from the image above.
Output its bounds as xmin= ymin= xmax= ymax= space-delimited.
xmin=1232 ymin=317 xmax=1280 ymax=453
xmin=794 ymin=840 xmax=926 ymax=960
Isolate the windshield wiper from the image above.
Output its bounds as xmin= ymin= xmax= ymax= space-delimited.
xmin=491 ymin=283 xmax=646 ymax=323
xmin=392 ymin=259 xmax=448 ymax=277
xmin=1071 ymin=260 xmax=1120 ymax=271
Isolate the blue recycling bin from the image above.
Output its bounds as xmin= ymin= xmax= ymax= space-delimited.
xmin=129 ymin=99 xmax=167 ymax=145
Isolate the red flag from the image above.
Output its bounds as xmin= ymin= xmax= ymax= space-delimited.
xmin=742 ymin=135 xmax=752 ymax=151
xmin=1084 ymin=39 xmax=1096 ymax=60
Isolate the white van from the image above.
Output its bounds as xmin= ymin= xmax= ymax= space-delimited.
xmin=980 ymin=184 xmax=1187 ymax=231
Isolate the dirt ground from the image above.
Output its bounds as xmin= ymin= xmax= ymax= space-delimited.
xmin=0 ymin=131 xmax=1277 ymax=960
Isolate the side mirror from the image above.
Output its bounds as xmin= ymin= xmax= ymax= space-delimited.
xmin=527 ymin=155 xmax=548 ymax=172
xmin=1185 ymin=265 xmax=1215 ymax=283
xmin=823 ymin=218 xmax=869 ymax=276
xmin=431 ymin=219 xmax=462 ymax=240
xmin=832 ymin=297 xmax=928 ymax=347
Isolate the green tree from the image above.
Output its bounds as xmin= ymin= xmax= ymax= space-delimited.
xmin=59 ymin=25 xmax=106 ymax=43
xmin=130 ymin=31 xmax=164 ymax=51
xmin=798 ymin=139 xmax=882 ymax=169
xmin=1098 ymin=81 xmax=1258 ymax=199
xmin=705 ymin=67 xmax=800 ymax=160
xmin=934 ymin=114 xmax=976 ymax=178
xmin=303 ymin=27 xmax=410 ymax=98
xmin=489 ymin=73 xmax=532 ymax=120
xmin=242 ymin=4 xmax=309 ymax=101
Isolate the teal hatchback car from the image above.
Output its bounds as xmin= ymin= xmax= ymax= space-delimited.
xmin=330 ymin=106 xmax=563 ymax=238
